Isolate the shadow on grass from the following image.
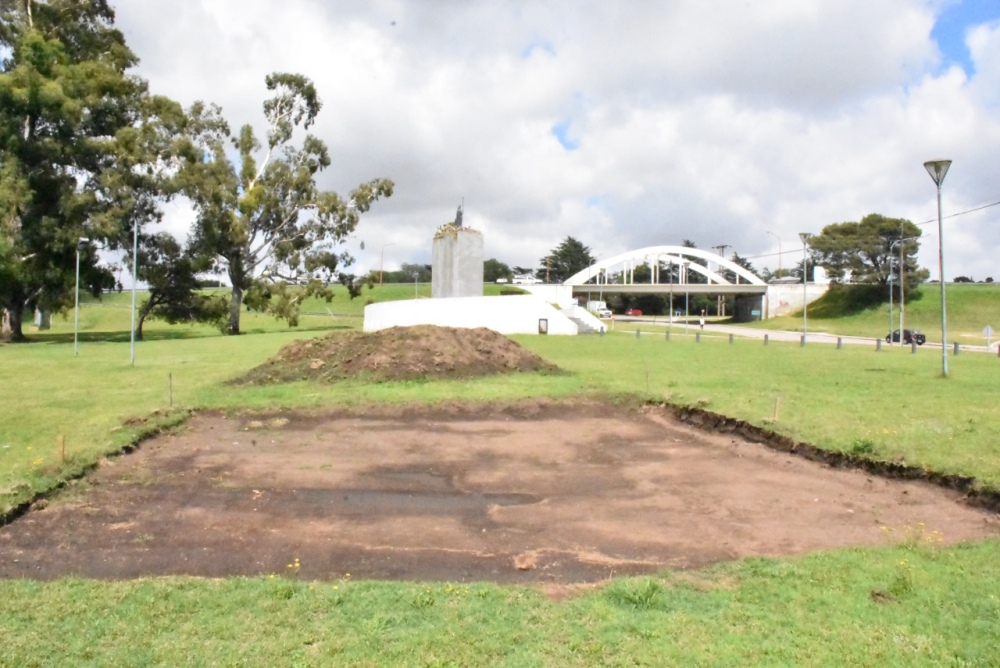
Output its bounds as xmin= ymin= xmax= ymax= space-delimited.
xmin=19 ymin=324 xmax=354 ymax=346
xmin=805 ymin=283 xmax=925 ymax=319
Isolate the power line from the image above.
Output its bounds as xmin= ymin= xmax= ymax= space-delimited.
xmin=744 ymin=198 xmax=1000 ymax=262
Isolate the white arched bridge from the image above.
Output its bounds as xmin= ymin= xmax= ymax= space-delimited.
xmin=563 ymin=245 xmax=767 ymax=295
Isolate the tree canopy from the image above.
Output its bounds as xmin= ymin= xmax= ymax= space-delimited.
xmin=810 ymin=213 xmax=928 ymax=290
xmin=176 ymin=73 xmax=393 ymax=335
xmin=537 ymin=236 xmax=595 ymax=283
xmin=0 ymin=0 xmax=155 ymax=341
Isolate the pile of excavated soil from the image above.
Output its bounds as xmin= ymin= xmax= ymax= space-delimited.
xmin=235 ymin=325 xmax=560 ymax=384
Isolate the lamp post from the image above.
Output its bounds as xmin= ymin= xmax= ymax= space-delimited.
xmin=379 ymin=243 xmax=394 ymax=285
xmin=129 ymin=221 xmax=139 ymax=366
xmin=887 ymin=236 xmax=918 ymax=345
xmin=799 ymin=233 xmax=812 ymax=343
xmin=74 ymin=238 xmax=90 ymax=356
xmin=924 ymin=159 xmax=952 ymax=377
xmin=766 ymin=230 xmax=782 ymax=277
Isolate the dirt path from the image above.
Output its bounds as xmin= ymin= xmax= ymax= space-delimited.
xmin=2 ymin=399 xmax=995 ymax=583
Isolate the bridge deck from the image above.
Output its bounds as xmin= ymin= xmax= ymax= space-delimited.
xmin=568 ymin=283 xmax=768 ymax=295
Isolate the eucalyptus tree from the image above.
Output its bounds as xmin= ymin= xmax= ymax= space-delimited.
xmin=0 ymin=0 xmax=161 ymax=341
xmin=176 ymin=73 xmax=393 ymax=335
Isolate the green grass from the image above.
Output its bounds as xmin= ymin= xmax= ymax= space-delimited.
xmin=3 ymin=284 xmax=1000 ymax=665
xmin=1 ymin=541 xmax=997 ymax=666
xmin=745 ymin=282 xmax=1000 ymax=343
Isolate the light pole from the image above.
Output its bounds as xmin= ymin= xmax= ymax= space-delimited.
xmin=74 ymin=238 xmax=90 ymax=356
xmin=665 ymin=259 xmax=674 ymax=326
xmin=129 ymin=221 xmax=139 ymax=366
xmin=799 ymin=233 xmax=812 ymax=343
xmin=413 ymin=271 xmax=419 ymax=299
xmin=924 ymin=159 xmax=952 ymax=377
xmin=887 ymin=236 xmax=918 ymax=345
xmin=379 ymin=243 xmax=394 ymax=285
xmin=766 ymin=230 xmax=782 ymax=277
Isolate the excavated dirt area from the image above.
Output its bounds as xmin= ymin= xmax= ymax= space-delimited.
xmin=234 ymin=325 xmax=559 ymax=385
xmin=2 ymin=399 xmax=996 ymax=583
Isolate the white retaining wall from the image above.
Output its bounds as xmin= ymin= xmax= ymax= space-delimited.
xmin=364 ymin=295 xmax=580 ymax=335
xmin=765 ymin=283 xmax=830 ymax=318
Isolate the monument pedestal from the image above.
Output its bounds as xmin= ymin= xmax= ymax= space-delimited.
xmin=432 ymin=225 xmax=483 ymax=298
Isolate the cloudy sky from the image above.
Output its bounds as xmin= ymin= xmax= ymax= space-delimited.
xmin=114 ymin=0 xmax=1000 ymax=281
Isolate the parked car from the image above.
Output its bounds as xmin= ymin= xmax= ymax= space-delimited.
xmin=512 ymin=275 xmax=541 ymax=285
xmin=494 ymin=277 xmax=509 ymax=284
xmin=625 ymin=308 xmax=643 ymax=316
xmin=887 ymin=329 xmax=926 ymax=345
xmin=596 ymin=308 xmax=613 ymax=318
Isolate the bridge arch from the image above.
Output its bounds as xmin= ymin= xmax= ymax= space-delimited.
xmin=564 ymin=245 xmax=765 ymax=287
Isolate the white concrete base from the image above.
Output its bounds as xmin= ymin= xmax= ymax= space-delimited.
xmin=364 ymin=294 xmax=581 ymax=335
xmin=765 ymin=283 xmax=830 ymax=318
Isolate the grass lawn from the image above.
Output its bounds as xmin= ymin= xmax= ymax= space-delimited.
xmin=743 ymin=282 xmax=1000 ymax=344
xmin=2 ymin=284 xmax=999 ymax=666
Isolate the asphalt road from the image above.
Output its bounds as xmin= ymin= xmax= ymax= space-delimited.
xmin=612 ymin=317 xmax=1000 ymax=354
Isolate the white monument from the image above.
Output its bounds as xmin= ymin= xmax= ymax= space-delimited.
xmin=431 ymin=205 xmax=483 ymax=298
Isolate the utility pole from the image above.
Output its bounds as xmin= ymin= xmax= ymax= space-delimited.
xmin=713 ymin=244 xmax=730 ymax=317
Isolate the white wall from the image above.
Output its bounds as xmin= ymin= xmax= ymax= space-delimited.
xmin=518 ymin=284 xmax=576 ymax=308
xmin=765 ymin=283 xmax=829 ymax=318
xmin=364 ymin=295 xmax=580 ymax=335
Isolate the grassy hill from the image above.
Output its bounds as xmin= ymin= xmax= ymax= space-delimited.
xmin=747 ymin=282 xmax=1000 ymax=344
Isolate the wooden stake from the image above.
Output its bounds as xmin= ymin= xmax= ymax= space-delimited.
xmin=773 ymin=397 xmax=781 ymax=422
xmin=57 ymin=434 xmax=65 ymax=464
xmin=169 ymin=372 xmax=173 ymax=407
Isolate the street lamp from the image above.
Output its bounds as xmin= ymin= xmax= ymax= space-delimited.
xmin=379 ymin=243 xmax=395 ymax=285
xmin=129 ymin=221 xmax=139 ymax=366
xmin=924 ymin=159 xmax=952 ymax=377
xmin=887 ymin=236 xmax=919 ymax=345
xmin=766 ymin=230 xmax=781 ymax=277
xmin=74 ymin=237 xmax=90 ymax=356
xmin=799 ymin=233 xmax=812 ymax=343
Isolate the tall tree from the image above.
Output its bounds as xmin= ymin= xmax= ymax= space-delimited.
xmin=132 ymin=233 xmax=227 ymax=340
xmin=176 ymin=73 xmax=393 ymax=335
xmin=720 ymin=252 xmax=760 ymax=284
xmin=0 ymin=0 xmax=156 ymax=341
xmin=810 ymin=213 xmax=928 ymax=289
xmin=483 ymin=258 xmax=512 ymax=282
xmin=537 ymin=236 xmax=594 ymax=283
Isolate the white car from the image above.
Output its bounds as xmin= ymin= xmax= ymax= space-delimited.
xmin=512 ymin=275 xmax=541 ymax=285
xmin=596 ymin=308 xmax=612 ymax=318
xmin=495 ymin=277 xmax=509 ymax=284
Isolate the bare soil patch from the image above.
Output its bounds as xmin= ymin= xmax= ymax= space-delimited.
xmin=1 ymin=399 xmax=996 ymax=583
xmin=234 ymin=325 xmax=559 ymax=384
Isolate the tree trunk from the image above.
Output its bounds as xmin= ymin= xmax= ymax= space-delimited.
xmin=2 ymin=305 xmax=27 ymax=342
xmin=227 ymin=284 xmax=242 ymax=335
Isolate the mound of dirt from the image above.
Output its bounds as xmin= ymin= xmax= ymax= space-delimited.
xmin=235 ymin=325 xmax=560 ymax=384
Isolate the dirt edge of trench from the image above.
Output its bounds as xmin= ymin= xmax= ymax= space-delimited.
xmin=3 ymin=398 xmax=999 ymax=530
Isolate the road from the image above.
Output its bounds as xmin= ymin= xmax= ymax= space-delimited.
xmin=612 ymin=317 xmax=1000 ymax=354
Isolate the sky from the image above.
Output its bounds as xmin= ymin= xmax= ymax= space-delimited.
xmin=112 ymin=0 xmax=1000 ymax=282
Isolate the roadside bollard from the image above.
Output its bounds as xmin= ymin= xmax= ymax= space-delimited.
xmin=696 ymin=332 xmax=701 ymax=343
xmin=876 ymin=339 xmax=882 ymax=351
xmin=954 ymin=341 xmax=960 ymax=355
xmin=764 ymin=334 xmax=769 ymax=346
xmin=729 ymin=333 xmax=734 ymax=344
xmin=665 ymin=330 xmax=670 ymax=341
xmin=911 ymin=341 xmax=917 ymax=354
xmin=636 ymin=329 xmax=641 ymax=339
xmin=800 ymin=334 xmax=806 ymax=347
xmin=837 ymin=337 xmax=843 ymax=350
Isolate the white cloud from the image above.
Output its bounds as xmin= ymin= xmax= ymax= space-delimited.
xmin=113 ymin=1 xmax=1000 ymax=281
